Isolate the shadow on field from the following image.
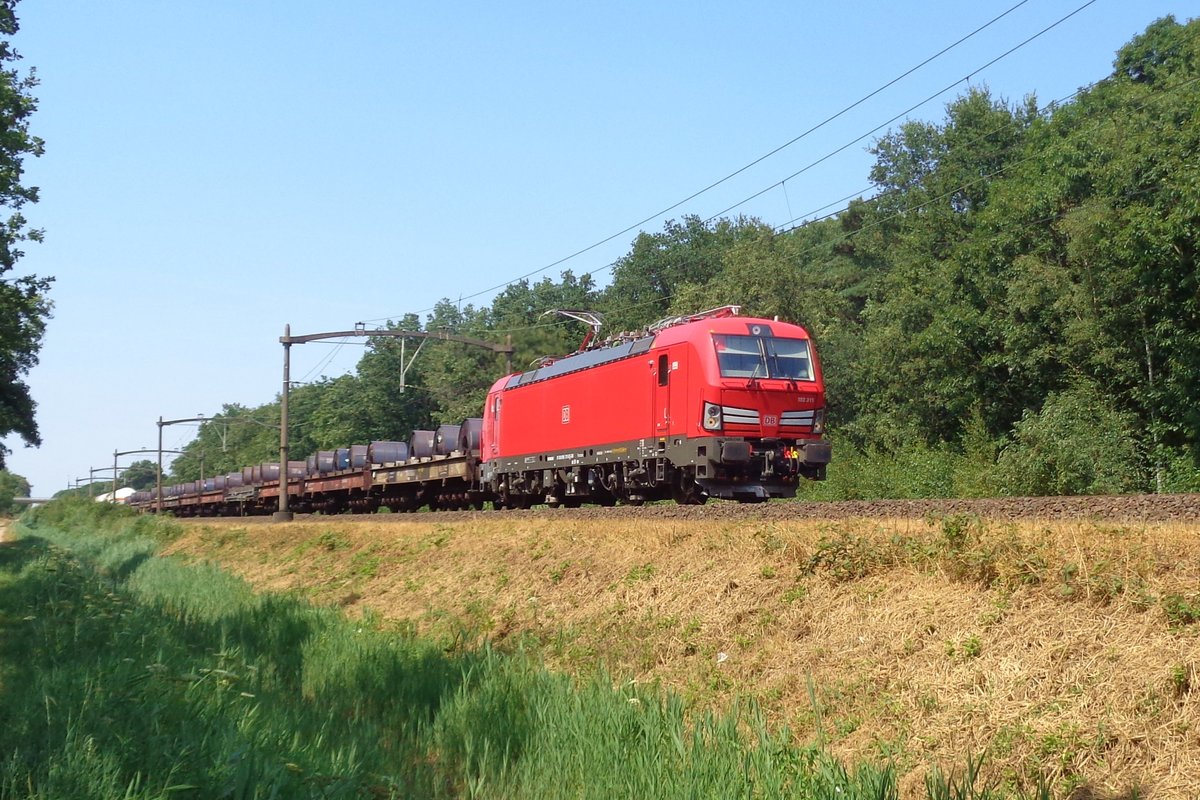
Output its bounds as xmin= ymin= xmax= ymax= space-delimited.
xmin=0 ymin=525 xmax=477 ymax=797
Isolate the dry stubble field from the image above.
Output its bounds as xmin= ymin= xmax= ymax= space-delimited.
xmin=163 ymin=504 xmax=1200 ymax=798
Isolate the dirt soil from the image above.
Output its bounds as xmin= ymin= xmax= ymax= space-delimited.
xmin=162 ymin=499 xmax=1200 ymax=799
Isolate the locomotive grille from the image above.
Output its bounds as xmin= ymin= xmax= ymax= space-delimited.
xmin=721 ymin=406 xmax=760 ymax=426
xmin=780 ymin=410 xmax=816 ymax=428
xmin=722 ymin=407 xmax=815 ymax=430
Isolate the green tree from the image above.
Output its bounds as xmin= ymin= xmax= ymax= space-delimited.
xmin=487 ymin=271 xmax=599 ymax=367
xmin=977 ymin=15 xmax=1200 ymax=476
xmin=302 ymin=374 xmax=368 ymax=448
xmin=600 ymin=215 xmax=761 ymax=332
xmin=0 ymin=468 xmax=30 ymax=514
xmin=846 ymin=88 xmax=1034 ymax=445
xmin=170 ymin=404 xmax=282 ymax=482
xmin=832 ymin=16 xmax=1200 ymax=486
xmin=412 ymin=300 xmax=500 ymax=425
xmin=119 ymin=459 xmax=157 ymax=491
xmin=352 ymin=315 xmax=440 ymax=442
xmin=0 ymin=0 xmax=50 ymax=468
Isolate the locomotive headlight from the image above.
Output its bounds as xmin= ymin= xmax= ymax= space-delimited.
xmin=702 ymin=402 xmax=722 ymax=431
xmin=812 ymin=409 xmax=825 ymax=435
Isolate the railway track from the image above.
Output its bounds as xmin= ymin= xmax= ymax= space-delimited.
xmin=218 ymin=493 xmax=1200 ymax=524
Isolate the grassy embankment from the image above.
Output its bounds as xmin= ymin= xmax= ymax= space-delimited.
xmin=159 ymin=507 xmax=1200 ymax=799
xmin=0 ymin=498 xmax=1077 ymax=800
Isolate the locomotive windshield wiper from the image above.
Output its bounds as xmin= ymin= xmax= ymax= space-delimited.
xmin=745 ymin=361 xmax=766 ymax=389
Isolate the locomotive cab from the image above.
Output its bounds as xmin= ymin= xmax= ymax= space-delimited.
xmin=686 ymin=321 xmax=831 ymax=500
xmin=639 ymin=315 xmax=830 ymax=502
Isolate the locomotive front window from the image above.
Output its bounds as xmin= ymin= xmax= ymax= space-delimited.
xmin=713 ymin=334 xmax=812 ymax=380
xmin=766 ymin=337 xmax=812 ymax=380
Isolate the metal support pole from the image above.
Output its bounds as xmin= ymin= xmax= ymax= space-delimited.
xmin=156 ymin=417 xmax=164 ymax=513
xmin=264 ymin=322 xmax=510 ymax=520
xmin=274 ymin=324 xmax=293 ymax=522
xmin=112 ymin=450 xmax=118 ymax=503
xmin=151 ymin=416 xmax=208 ymax=514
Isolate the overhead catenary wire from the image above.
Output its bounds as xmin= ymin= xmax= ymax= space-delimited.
xmin=318 ymin=70 xmax=1086 ymax=359
xmin=350 ymin=69 xmax=1101 ymax=347
xmin=296 ymin=338 xmax=357 ymax=385
xmin=509 ymin=0 xmax=1104 ymax=290
xmin=326 ymin=54 xmax=1195 ymax=360
xmin=573 ymin=68 xmax=1200 ymax=324
xmin=760 ymin=72 xmax=1200 ymax=284
xmin=702 ymin=0 xmax=1099 ymax=225
xmin=306 ymin=0 xmax=1140 ymax=387
xmin=364 ymin=0 xmax=1049 ymax=325
xmin=303 ymin=56 xmax=1198 ymax=403
xmin=769 ymin=81 xmax=1094 ymax=233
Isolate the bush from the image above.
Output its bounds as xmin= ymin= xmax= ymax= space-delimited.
xmin=992 ymin=381 xmax=1143 ymax=496
xmin=24 ymin=496 xmax=180 ymax=542
xmin=797 ymin=442 xmax=954 ymax=500
xmin=798 ymin=424 xmax=1002 ymax=502
xmin=0 ymin=470 xmax=31 ymax=516
xmin=1160 ymin=448 xmax=1200 ymax=492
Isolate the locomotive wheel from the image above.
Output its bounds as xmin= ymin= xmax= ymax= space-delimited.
xmin=671 ymin=472 xmax=708 ymax=506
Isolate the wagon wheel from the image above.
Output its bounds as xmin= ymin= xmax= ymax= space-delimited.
xmin=671 ymin=470 xmax=708 ymax=506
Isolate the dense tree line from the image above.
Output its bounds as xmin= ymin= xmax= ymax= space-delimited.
xmin=171 ymin=17 xmax=1200 ymax=498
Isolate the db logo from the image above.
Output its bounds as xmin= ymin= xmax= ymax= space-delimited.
xmin=764 ymin=415 xmax=778 ymax=426
xmin=562 ymin=405 xmax=571 ymax=424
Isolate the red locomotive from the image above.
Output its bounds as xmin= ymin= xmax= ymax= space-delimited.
xmin=481 ymin=305 xmax=830 ymax=507
xmin=129 ymin=306 xmax=830 ymax=515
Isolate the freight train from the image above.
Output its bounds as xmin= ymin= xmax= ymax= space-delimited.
xmin=128 ymin=306 xmax=831 ymax=516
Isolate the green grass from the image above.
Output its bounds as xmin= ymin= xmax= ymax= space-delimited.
xmin=0 ymin=498 xmax=1054 ymax=799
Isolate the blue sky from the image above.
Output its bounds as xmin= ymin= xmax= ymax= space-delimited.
xmin=3 ymin=0 xmax=1195 ymax=495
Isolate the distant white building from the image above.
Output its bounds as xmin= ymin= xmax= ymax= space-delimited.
xmin=94 ymin=487 xmax=135 ymax=504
